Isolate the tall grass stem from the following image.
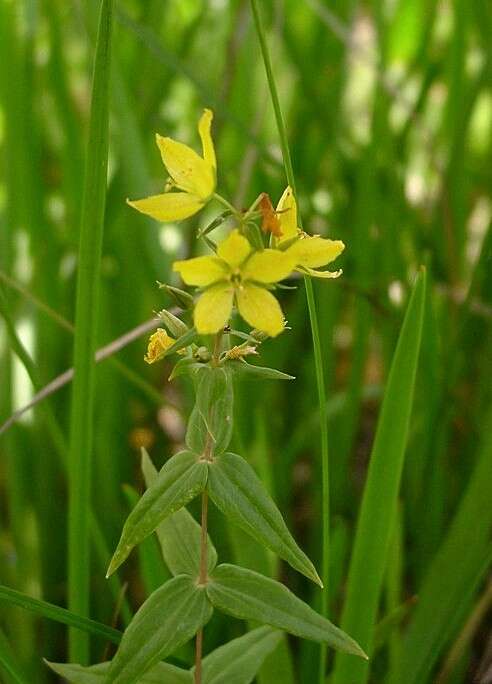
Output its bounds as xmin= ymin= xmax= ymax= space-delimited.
xmin=249 ymin=3 xmax=331 ymax=681
xmin=67 ymin=0 xmax=113 ymax=663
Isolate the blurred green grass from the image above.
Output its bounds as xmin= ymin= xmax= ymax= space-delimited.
xmin=0 ymin=1 xmax=491 ymax=682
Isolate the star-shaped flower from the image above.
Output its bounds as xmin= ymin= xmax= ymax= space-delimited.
xmin=276 ymin=186 xmax=345 ymax=278
xmin=127 ymin=109 xmax=216 ymax=222
xmin=173 ymin=230 xmax=295 ymax=337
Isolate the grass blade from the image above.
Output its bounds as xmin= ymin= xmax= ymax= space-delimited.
xmin=398 ymin=403 xmax=492 ymax=684
xmin=67 ymin=0 xmax=113 ymax=662
xmin=0 ymin=585 xmax=121 ymax=646
xmin=0 ymin=629 xmax=29 ymax=684
xmin=332 ymin=268 xmax=426 ymax=684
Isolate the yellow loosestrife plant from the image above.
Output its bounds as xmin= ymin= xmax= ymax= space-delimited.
xmin=47 ymin=110 xmax=365 ymax=684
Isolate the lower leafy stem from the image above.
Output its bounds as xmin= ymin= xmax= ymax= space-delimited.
xmin=194 ymin=490 xmax=209 ymax=684
xmin=195 ymin=331 xmax=223 ymax=684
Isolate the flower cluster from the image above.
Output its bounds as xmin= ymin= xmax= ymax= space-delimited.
xmin=127 ymin=110 xmax=345 ymax=352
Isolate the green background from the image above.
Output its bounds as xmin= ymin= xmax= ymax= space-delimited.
xmin=0 ymin=0 xmax=491 ymax=682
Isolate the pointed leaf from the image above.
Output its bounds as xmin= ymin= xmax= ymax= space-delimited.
xmin=0 ymin=584 xmax=121 ymax=645
xmin=206 ymin=564 xmax=366 ymax=658
xmin=227 ymin=360 xmax=294 ymax=381
xmin=45 ymin=660 xmax=191 ymax=684
xmin=332 ymin=269 xmax=426 ymax=684
xmin=107 ymin=451 xmax=207 ymax=576
xmin=197 ymin=626 xmax=282 ymax=684
xmin=168 ymin=358 xmax=204 ymax=381
xmin=207 ymin=452 xmax=320 ymax=585
xmin=108 ymin=576 xmax=212 ymax=684
xmin=186 ymin=366 xmax=233 ymax=457
xmin=398 ymin=403 xmax=492 ymax=684
xmin=141 ymin=449 xmax=217 ymax=576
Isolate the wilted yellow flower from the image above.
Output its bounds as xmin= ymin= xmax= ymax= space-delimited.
xmin=276 ymin=186 xmax=345 ymax=278
xmin=144 ymin=328 xmax=175 ymax=364
xmin=173 ymin=230 xmax=295 ymax=337
xmin=127 ymin=109 xmax=216 ymax=222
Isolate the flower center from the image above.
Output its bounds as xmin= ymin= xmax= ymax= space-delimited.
xmin=229 ymin=270 xmax=242 ymax=286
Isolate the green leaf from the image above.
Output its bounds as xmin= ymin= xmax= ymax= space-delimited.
xmin=66 ymin=0 xmax=113 ymax=662
xmin=107 ymin=451 xmax=207 ymax=576
xmin=207 ymin=452 xmax=321 ymax=586
xmin=226 ymin=360 xmax=295 ymax=381
xmin=197 ymin=626 xmax=282 ymax=684
xmin=185 ymin=366 xmax=233 ymax=457
xmin=0 ymin=584 xmax=121 ymax=645
xmin=45 ymin=660 xmax=191 ymax=684
xmin=332 ymin=269 xmax=426 ymax=684
xmin=141 ymin=449 xmax=217 ymax=576
xmin=206 ymin=564 xmax=366 ymax=658
xmin=108 ymin=576 xmax=212 ymax=684
xmin=122 ymin=484 xmax=170 ymax=593
xmin=168 ymin=358 xmax=205 ymax=381
xmin=397 ymin=403 xmax=492 ymax=684
xmin=0 ymin=629 xmax=29 ymax=684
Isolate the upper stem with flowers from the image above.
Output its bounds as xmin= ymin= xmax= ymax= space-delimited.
xmin=127 ymin=108 xmax=345 ymax=353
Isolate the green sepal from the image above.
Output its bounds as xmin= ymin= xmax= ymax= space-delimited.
xmin=106 ymin=451 xmax=207 ymax=577
xmin=207 ymin=452 xmax=320 ymax=585
xmin=45 ymin=659 xmax=191 ymax=684
xmin=206 ymin=564 xmax=367 ymax=659
xmin=197 ymin=210 xmax=233 ymax=238
xmin=159 ymin=283 xmax=194 ymax=309
xmin=157 ymin=308 xmax=189 ymax=337
xmin=107 ymin=576 xmax=212 ymax=684
xmin=226 ymin=360 xmax=295 ymax=381
xmin=185 ymin=366 xmax=233 ymax=457
xmin=141 ymin=449 xmax=217 ymax=577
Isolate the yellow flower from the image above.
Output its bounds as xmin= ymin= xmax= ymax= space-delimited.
xmin=173 ymin=230 xmax=295 ymax=337
xmin=276 ymin=186 xmax=345 ymax=278
xmin=127 ymin=109 xmax=216 ymax=222
xmin=144 ymin=328 xmax=175 ymax=364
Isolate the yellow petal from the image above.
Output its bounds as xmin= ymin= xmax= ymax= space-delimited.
xmin=217 ymin=230 xmax=251 ymax=268
xmin=276 ymin=186 xmax=298 ymax=242
xmin=288 ymin=237 xmax=345 ymax=268
xmin=127 ymin=192 xmax=203 ymax=222
xmin=236 ymin=284 xmax=285 ymax=337
xmin=198 ymin=109 xmax=216 ymax=171
xmin=242 ymin=249 xmax=295 ymax=283
xmin=173 ymin=256 xmax=227 ymax=287
xmin=155 ymin=134 xmax=214 ymax=199
xmin=194 ymin=283 xmax=234 ymax=334
xmin=144 ymin=328 xmax=175 ymax=364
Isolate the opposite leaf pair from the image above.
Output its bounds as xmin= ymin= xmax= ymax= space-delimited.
xmin=104 ymin=563 xmax=364 ymax=684
xmin=93 ymin=453 xmax=365 ymax=684
xmin=47 ymin=625 xmax=282 ymax=684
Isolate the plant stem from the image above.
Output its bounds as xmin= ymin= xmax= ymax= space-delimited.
xmin=213 ymin=192 xmax=241 ymax=219
xmin=194 ymin=628 xmax=203 ymax=684
xmin=198 ymin=491 xmax=209 ymax=585
xmin=195 ymin=329 xmax=223 ymax=683
xmin=249 ymin=2 xmax=331 ymax=680
xmin=194 ymin=490 xmax=209 ymax=684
